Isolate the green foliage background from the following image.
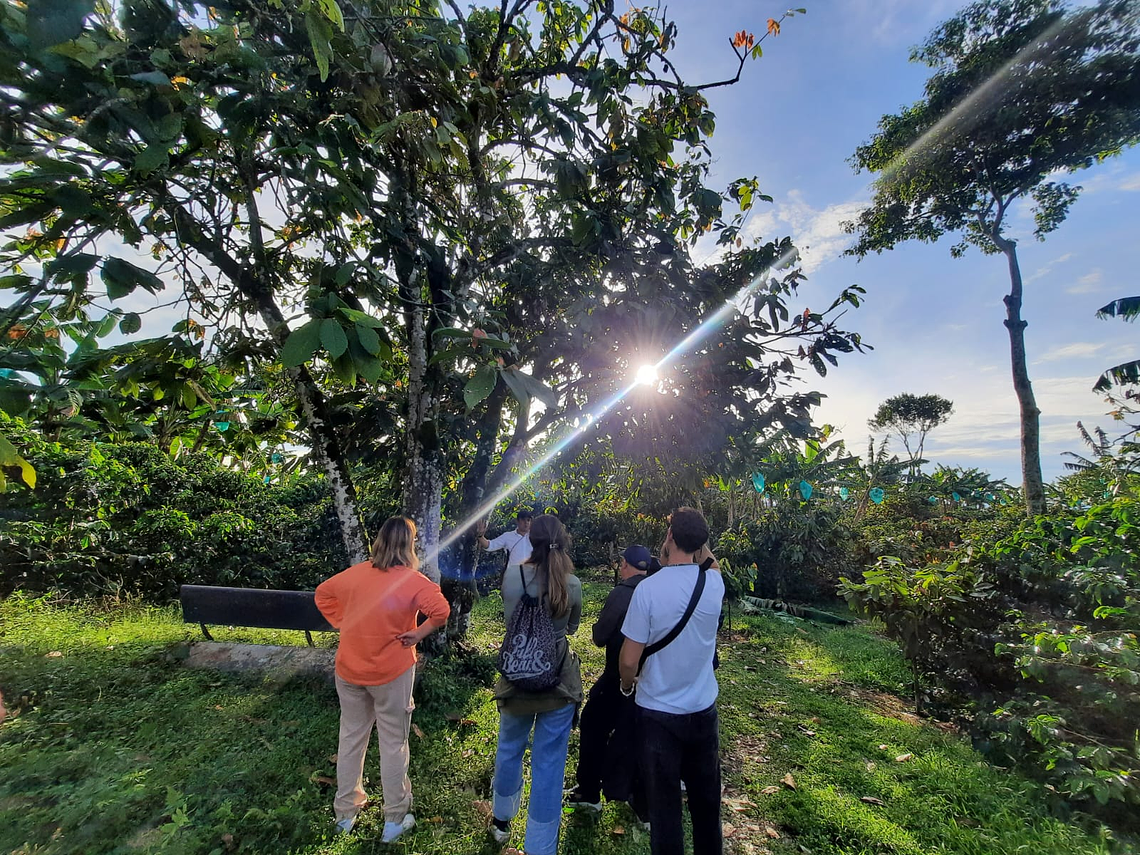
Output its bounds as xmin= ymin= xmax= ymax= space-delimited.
xmin=0 ymin=415 xmax=346 ymax=597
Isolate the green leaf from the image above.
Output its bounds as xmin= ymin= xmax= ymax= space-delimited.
xmin=335 ymin=262 xmax=354 ymax=286
xmin=318 ymin=0 xmax=345 ymax=30
xmin=499 ymin=366 xmax=530 ymax=407
xmin=101 ymin=257 xmax=164 ymax=300
xmin=0 ymin=434 xmax=35 ymax=488
xmin=305 ymin=9 xmax=334 ymax=81
xmin=46 ymin=252 xmax=98 ymax=280
xmin=25 ymin=0 xmax=94 ymax=50
xmin=0 ymin=384 xmax=32 ymax=418
xmin=428 ymin=344 xmax=469 ymax=366
xmin=156 ymin=113 xmax=183 ymax=142
xmin=358 ymin=354 xmax=384 ymax=385
xmin=129 ymin=70 xmax=173 ymax=87
xmin=463 ymin=364 xmax=497 ymax=410
xmin=335 ymin=306 xmax=386 ymax=328
xmin=355 ymin=323 xmax=381 ymax=356
xmin=49 ymin=184 xmax=93 ymax=217
xmin=134 ymin=144 xmax=169 ymax=176
xmin=119 ymin=312 xmax=142 ymax=335
xmin=279 ymin=319 xmax=322 ymax=368
xmin=504 ymin=368 xmax=557 ymax=409
xmin=0 ymin=275 xmax=33 ymax=290
xmin=331 ymin=355 xmax=356 ymax=386
xmin=321 ymin=318 xmax=349 ymax=359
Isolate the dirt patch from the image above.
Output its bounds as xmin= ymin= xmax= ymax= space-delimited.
xmin=722 ymin=739 xmax=785 ymax=854
xmin=839 ymin=683 xmax=959 ymax=734
xmin=125 ymin=826 xmax=163 ymax=850
xmin=721 ymin=785 xmax=782 ymax=855
xmin=723 ymin=734 xmax=772 ymax=782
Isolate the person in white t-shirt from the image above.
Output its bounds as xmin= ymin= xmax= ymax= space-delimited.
xmin=476 ymin=510 xmax=533 ymax=579
xmin=619 ymin=506 xmax=724 ymax=855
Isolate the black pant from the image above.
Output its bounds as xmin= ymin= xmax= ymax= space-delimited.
xmin=638 ymin=704 xmax=722 ymax=855
xmin=575 ymin=675 xmax=646 ymax=816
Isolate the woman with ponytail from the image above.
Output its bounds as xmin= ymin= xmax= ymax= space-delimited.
xmin=489 ymin=513 xmax=583 ymax=855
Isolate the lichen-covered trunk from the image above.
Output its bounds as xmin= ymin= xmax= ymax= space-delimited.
xmin=997 ymin=238 xmax=1045 ymax=516
xmin=168 ymin=200 xmax=369 ymax=565
xmin=402 ymin=292 xmax=443 ymax=586
xmin=290 ymin=366 xmax=370 ymax=565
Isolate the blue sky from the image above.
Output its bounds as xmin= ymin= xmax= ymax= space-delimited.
xmin=665 ymin=0 xmax=1140 ymax=483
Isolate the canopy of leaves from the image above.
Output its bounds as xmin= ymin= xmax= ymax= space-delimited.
xmin=869 ymin=393 xmax=955 ymax=435
xmin=845 ymin=0 xmax=1140 ymax=258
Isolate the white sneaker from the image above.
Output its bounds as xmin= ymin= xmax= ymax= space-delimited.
xmin=489 ymin=817 xmax=511 ymax=844
xmin=335 ymin=815 xmax=356 ymax=834
xmin=381 ymin=813 xmax=415 ymax=843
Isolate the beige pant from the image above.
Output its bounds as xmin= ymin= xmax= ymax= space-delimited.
xmin=334 ymin=666 xmax=416 ymax=823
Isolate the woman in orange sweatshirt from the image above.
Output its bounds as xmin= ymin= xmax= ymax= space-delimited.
xmin=315 ymin=516 xmax=450 ymax=842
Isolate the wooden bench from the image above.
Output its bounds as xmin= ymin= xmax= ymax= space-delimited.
xmin=179 ymin=585 xmax=334 ymax=647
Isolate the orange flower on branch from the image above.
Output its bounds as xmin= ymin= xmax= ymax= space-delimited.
xmin=767 ymin=18 xmax=781 ymax=37
xmin=732 ymin=30 xmax=755 ymax=49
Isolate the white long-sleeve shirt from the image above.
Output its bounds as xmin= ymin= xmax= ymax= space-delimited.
xmin=486 ymin=530 xmax=532 ymax=567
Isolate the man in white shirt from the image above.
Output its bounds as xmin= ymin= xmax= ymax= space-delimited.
xmin=619 ymin=507 xmax=724 ymax=855
xmin=476 ymin=510 xmax=533 ymax=578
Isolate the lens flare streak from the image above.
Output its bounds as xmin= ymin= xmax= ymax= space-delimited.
xmin=430 ymin=12 xmax=1083 ymax=568
xmin=428 ymin=244 xmax=800 ymax=565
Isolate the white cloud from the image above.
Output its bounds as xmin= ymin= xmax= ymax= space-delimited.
xmin=1065 ymin=267 xmax=1104 ymax=295
xmin=743 ymin=190 xmax=867 ymax=274
xmin=1025 ymin=252 xmax=1074 ymax=284
xmin=1034 ymin=342 xmax=1105 ymax=363
xmin=1117 ymin=173 xmax=1140 ymax=192
xmin=1111 ymin=344 xmax=1137 ymax=360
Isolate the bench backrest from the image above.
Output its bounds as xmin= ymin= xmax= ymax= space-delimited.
xmin=180 ymin=585 xmax=333 ymax=632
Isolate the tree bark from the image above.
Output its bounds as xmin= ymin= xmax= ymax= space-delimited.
xmin=994 ymin=234 xmax=1046 ymax=515
xmin=401 ymin=281 xmax=444 ymax=585
xmin=168 ymin=201 xmax=369 ymax=563
xmin=445 ymin=386 xmax=508 ymax=639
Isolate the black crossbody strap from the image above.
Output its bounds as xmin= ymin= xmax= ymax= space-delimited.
xmin=638 ymin=563 xmax=707 ymax=674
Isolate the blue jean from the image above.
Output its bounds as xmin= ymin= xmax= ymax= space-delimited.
xmin=492 ymin=703 xmax=575 ymax=855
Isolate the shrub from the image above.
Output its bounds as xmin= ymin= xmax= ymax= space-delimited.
xmin=841 ymin=495 xmax=1140 ymax=815
xmin=717 ymin=500 xmax=855 ymax=601
xmin=0 ymin=416 xmax=346 ymax=598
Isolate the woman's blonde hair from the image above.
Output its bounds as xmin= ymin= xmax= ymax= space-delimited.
xmin=371 ymin=516 xmax=419 ymax=571
xmin=525 ymin=513 xmax=573 ymax=618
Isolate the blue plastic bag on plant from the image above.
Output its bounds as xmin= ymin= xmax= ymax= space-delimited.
xmin=799 ymin=480 xmax=813 ymax=500
xmin=751 ymin=472 xmax=765 ymax=493
xmin=840 ymin=487 xmax=850 ymax=501
xmin=869 ymin=487 xmax=885 ymax=505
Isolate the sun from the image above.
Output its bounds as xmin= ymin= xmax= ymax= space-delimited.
xmin=634 ymin=363 xmax=659 ymax=386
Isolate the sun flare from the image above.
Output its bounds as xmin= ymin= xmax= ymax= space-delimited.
xmin=635 ymin=363 xmax=659 ymax=386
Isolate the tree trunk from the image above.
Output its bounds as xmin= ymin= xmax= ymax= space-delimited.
xmin=402 ymin=285 xmax=444 ymax=585
xmin=168 ymin=200 xmax=369 ymax=564
xmin=995 ymin=236 xmax=1045 ymax=515
xmin=445 ymin=387 xmax=508 ymax=639
xmin=727 ymin=486 xmax=736 ymax=530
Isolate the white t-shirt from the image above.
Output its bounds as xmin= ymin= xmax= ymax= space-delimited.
xmin=621 ymin=563 xmax=723 ymax=715
xmin=486 ymin=530 xmax=532 ymax=567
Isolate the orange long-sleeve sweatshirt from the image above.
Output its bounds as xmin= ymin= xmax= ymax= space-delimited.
xmin=314 ymin=562 xmax=450 ymax=686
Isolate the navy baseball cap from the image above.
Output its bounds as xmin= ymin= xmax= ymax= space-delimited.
xmin=622 ymin=545 xmax=653 ymax=571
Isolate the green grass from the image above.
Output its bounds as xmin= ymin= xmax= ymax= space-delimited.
xmin=0 ymin=585 xmax=1125 ymax=854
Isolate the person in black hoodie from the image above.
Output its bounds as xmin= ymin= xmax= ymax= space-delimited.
xmin=565 ymin=544 xmax=655 ymax=821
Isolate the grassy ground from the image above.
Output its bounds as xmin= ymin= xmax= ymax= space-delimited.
xmin=0 ymin=583 xmax=1125 ymax=855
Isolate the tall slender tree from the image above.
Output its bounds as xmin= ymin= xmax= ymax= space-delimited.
xmin=845 ymin=0 xmax=1140 ymax=514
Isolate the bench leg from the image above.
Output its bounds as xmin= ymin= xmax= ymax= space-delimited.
xmin=200 ymin=623 xmax=214 ymax=641
xmin=305 ymin=630 xmax=315 ymax=647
